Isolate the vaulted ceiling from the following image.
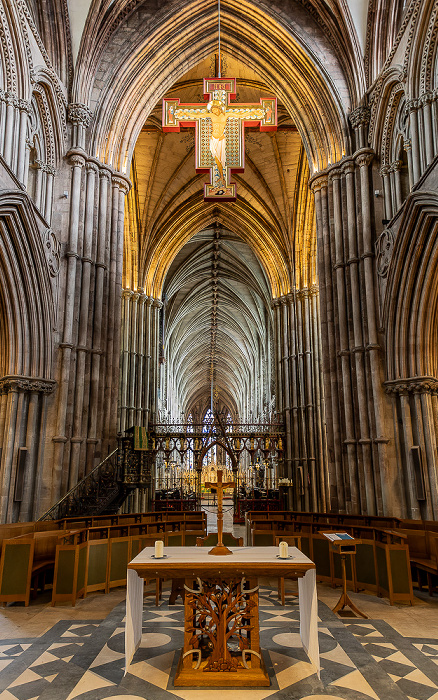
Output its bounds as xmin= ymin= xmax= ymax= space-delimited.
xmin=124 ymin=53 xmax=314 ymax=419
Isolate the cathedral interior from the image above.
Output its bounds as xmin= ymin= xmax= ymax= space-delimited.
xmin=1 ymin=1 xmax=438 ymax=699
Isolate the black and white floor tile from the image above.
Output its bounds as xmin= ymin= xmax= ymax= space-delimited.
xmin=0 ymin=588 xmax=437 ymax=700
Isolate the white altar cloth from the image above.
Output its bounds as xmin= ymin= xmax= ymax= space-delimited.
xmin=125 ymin=546 xmax=320 ymax=677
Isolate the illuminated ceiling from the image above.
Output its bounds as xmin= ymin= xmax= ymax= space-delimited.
xmin=162 ymin=227 xmax=273 ymax=420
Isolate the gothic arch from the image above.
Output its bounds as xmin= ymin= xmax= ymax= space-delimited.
xmin=141 ymin=196 xmax=291 ymax=299
xmin=73 ymin=0 xmax=353 ymax=174
xmin=384 ymin=191 xmax=438 ymax=382
xmin=0 ymin=190 xmax=56 ymax=379
xmin=198 ymin=439 xmax=238 ymax=470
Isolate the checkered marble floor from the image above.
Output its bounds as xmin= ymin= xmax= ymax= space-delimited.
xmin=0 ymin=587 xmax=437 ymax=700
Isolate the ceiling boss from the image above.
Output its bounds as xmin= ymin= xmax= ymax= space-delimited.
xmin=162 ymin=78 xmax=277 ymax=201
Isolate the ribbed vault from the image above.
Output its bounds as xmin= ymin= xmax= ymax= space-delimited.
xmin=74 ymin=0 xmax=358 ymax=174
xmin=162 ymin=227 xmax=273 ymax=421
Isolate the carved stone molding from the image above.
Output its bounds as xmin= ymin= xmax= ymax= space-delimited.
xmin=375 ymin=228 xmax=394 ymax=279
xmin=68 ymin=103 xmax=93 ymax=128
xmin=112 ymin=175 xmax=131 ymax=194
xmin=0 ymin=376 xmax=56 ymax=394
xmin=44 ymin=228 xmax=61 ymax=277
xmin=349 ymin=106 xmax=371 ymax=129
xmin=69 ymin=153 xmax=86 ymax=168
xmin=355 ymin=149 xmax=374 ymax=168
xmin=385 ymin=377 xmax=438 ymax=395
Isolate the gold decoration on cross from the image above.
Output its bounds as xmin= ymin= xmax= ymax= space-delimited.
xmin=163 ymin=77 xmax=277 ymax=201
xmin=204 ymin=469 xmax=235 ymax=555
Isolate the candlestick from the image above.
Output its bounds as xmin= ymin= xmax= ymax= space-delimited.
xmin=155 ymin=540 xmax=164 ymax=558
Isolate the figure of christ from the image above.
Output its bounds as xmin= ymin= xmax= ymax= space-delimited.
xmin=175 ymin=100 xmax=266 ymax=187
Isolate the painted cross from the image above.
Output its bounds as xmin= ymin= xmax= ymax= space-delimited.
xmin=162 ymin=77 xmax=277 ymax=201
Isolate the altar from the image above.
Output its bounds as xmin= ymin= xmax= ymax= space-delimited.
xmin=126 ymin=546 xmax=319 ymax=686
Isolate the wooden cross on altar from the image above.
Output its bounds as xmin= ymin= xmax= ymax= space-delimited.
xmin=163 ymin=77 xmax=277 ymax=201
xmin=204 ymin=469 xmax=235 ymax=555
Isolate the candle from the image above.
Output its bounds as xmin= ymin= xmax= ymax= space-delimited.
xmin=279 ymin=541 xmax=288 ymax=558
xmin=155 ymin=540 xmax=164 ymax=558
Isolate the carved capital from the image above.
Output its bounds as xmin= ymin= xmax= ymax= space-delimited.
xmin=112 ymin=175 xmax=131 ymax=194
xmin=69 ymin=153 xmax=85 ymax=168
xmin=309 ymin=173 xmax=328 ymax=192
xmin=99 ymin=167 xmax=112 ymax=181
xmin=406 ymin=98 xmax=420 ymax=113
xmin=17 ymin=98 xmax=30 ymax=113
xmin=349 ymin=106 xmax=371 ymax=129
xmin=420 ymin=91 xmax=434 ymax=106
xmin=341 ymin=160 xmax=355 ymax=176
xmin=329 ymin=167 xmax=342 ymax=182
xmin=355 ymin=148 xmax=374 ymax=168
xmin=390 ymin=160 xmax=403 ymax=173
xmin=85 ymin=161 xmax=99 ymax=175
xmin=0 ymin=375 xmax=56 ymax=394
xmin=385 ymin=377 xmax=438 ymax=395
xmin=380 ymin=165 xmax=390 ymax=177
xmin=5 ymin=92 xmax=17 ymax=107
xmin=68 ymin=103 xmax=92 ymax=128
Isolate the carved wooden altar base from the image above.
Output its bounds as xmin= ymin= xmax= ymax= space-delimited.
xmin=174 ymin=575 xmax=269 ymax=687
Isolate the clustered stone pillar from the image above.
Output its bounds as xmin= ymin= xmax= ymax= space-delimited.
xmin=310 ymin=143 xmax=402 ymax=516
xmin=274 ymin=287 xmax=328 ymax=512
xmin=50 ymin=104 xmax=131 ymax=505
xmin=119 ymin=293 xmax=162 ymax=434
xmin=0 ymin=378 xmax=55 ymax=523
xmin=118 ymin=293 xmax=162 ymax=513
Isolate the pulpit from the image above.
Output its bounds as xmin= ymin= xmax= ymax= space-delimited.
xmin=126 ymin=546 xmax=319 ymax=686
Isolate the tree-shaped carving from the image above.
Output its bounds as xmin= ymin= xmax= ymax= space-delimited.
xmin=185 ymin=577 xmax=258 ymax=672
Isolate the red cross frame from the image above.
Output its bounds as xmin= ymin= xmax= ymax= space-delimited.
xmin=162 ymin=77 xmax=277 ymax=201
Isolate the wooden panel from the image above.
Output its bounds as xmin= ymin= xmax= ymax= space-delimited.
xmin=108 ymin=538 xmax=131 ymax=588
xmin=0 ymin=539 xmax=34 ymax=605
xmin=85 ymin=540 xmax=109 ymax=594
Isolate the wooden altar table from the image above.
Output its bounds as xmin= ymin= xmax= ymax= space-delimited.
xmin=126 ymin=546 xmax=319 ymax=686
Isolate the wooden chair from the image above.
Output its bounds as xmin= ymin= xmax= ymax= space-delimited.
xmin=274 ymin=535 xmax=302 ymax=605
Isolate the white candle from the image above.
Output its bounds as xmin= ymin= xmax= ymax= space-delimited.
xmin=279 ymin=541 xmax=288 ymax=558
xmin=155 ymin=540 xmax=164 ymax=558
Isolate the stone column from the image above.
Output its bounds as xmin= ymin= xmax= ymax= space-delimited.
xmin=128 ymin=292 xmax=140 ymax=429
xmin=404 ymin=139 xmax=414 ymax=191
xmin=380 ymin=166 xmax=392 ymax=220
xmin=331 ymin=167 xmax=359 ymax=513
xmin=70 ymin=161 xmax=98 ymax=486
xmin=407 ymin=100 xmax=421 ymax=183
xmin=356 ymin=149 xmax=398 ymax=515
xmin=143 ymin=298 xmax=153 ymax=428
xmin=16 ymin=99 xmax=30 ymax=184
xmin=120 ymin=289 xmax=134 ymax=433
xmin=111 ymin=177 xmax=130 ymax=438
xmin=392 ymin=160 xmax=403 ymax=211
xmin=87 ymin=167 xmax=111 ymax=472
xmin=3 ymin=92 xmax=16 ymax=168
xmin=44 ymin=165 xmax=56 ymax=223
xmin=53 ymin=152 xmax=85 ymax=499
xmin=421 ymin=92 xmax=434 ymax=167
xmin=68 ymin=104 xmax=92 ymax=151
xmin=136 ymin=293 xmax=147 ymax=426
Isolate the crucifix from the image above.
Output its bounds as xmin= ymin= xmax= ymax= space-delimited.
xmin=163 ymin=77 xmax=277 ymax=201
xmin=204 ymin=468 xmax=235 ymax=555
